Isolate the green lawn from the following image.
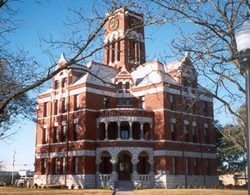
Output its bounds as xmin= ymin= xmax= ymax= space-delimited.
xmin=135 ymin=189 xmax=247 ymax=195
xmin=0 ymin=187 xmax=112 ymax=195
xmin=0 ymin=187 xmax=247 ymax=195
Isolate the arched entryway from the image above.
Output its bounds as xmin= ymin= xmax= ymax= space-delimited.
xmin=116 ymin=151 xmax=132 ymax=180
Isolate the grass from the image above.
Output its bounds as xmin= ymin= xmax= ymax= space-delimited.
xmin=0 ymin=187 xmax=112 ymax=195
xmin=0 ymin=187 xmax=247 ymax=195
xmin=135 ymin=189 xmax=247 ymax=195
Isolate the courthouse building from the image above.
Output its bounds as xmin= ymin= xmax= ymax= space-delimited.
xmin=34 ymin=7 xmax=218 ymax=188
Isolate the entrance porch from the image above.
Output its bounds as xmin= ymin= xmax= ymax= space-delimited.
xmin=96 ymin=147 xmax=154 ymax=188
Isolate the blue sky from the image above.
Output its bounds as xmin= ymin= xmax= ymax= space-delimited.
xmin=0 ymin=1 xmax=234 ymax=171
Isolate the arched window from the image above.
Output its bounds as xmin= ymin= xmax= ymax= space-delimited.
xmin=125 ymin=82 xmax=130 ymax=91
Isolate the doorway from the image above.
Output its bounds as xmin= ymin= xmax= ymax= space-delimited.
xmin=117 ymin=152 xmax=132 ymax=180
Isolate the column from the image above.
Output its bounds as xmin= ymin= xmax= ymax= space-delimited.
xmin=129 ymin=122 xmax=133 ymax=140
xmin=134 ymin=41 xmax=138 ymax=62
xmin=110 ymin=156 xmax=117 ymax=188
xmin=117 ymin=122 xmax=121 ymax=140
xmin=105 ymin=122 xmax=108 ymax=140
xmin=140 ymin=123 xmax=144 ymax=140
xmin=148 ymin=155 xmax=154 ymax=188
xmin=150 ymin=124 xmax=153 ymax=140
xmin=132 ymin=158 xmax=139 ymax=185
xmin=95 ymin=157 xmax=100 ymax=188
xmin=96 ymin=123 xmax=99 ymax=140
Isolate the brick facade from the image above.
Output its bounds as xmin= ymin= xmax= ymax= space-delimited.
xmin=34 ymin=7 xmax=218 ymax=188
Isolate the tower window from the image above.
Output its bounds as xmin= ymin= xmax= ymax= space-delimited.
xmin=106 ymin=42 xmax=110 ymax=64
xmin=111 ymin=42 xmax=115 ymax=63
xmin=117 ymin=41 xmax=120 ymax=61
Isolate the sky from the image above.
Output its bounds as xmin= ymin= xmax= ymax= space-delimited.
xmin=0 ymin=0 xmax=236 ymax=171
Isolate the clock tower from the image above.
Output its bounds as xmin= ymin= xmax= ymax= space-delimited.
xmin=104 ymin=7 xmax=146 ymax=72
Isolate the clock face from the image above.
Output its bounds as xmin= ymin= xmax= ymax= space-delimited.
xmin=109 ymin=17 xmax=119 ymax=31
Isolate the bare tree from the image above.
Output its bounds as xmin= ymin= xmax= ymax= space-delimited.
xmin=0 ymin=1 xmax=157 ymax=139
xmin=149 ymin=0 xmax=249 ymax=153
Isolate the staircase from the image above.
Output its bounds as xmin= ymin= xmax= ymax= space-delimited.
xmin=115 ymin=180 xmax=134 ymax=191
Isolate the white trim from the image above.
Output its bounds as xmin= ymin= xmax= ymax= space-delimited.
xmin=154 ymin=150 xmax=216 ymax=159
xmin=153 ymin=108 xmax=213 ymax=119
xmin=38 ymin=85 xmax=213 ymax=103
xmin=37 ymin=109 xmax=98 ymax=120
xmin=97 ymin=116 xmax=152 ymax=123
xmin=36 ymin=149 xmax=95 ymax=159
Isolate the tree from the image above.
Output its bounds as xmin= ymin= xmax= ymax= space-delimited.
xmin=0 ymin=1 xmax=147 ymax=139
xmin=149 ymin=0 xmax=249 ymax=162
xmin=217 ymin=105 xmax=247 ymax=173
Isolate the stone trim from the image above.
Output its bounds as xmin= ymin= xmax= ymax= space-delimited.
xmin=35 ymin=149 xmax=95 ymax=159
xmin=154 ymin=150 xmax=216 ymax=159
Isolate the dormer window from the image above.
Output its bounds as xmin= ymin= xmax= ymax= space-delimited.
xmin=117 ymin=82 xmax=123 ymax=93
xmin=62 ymin=78 xmax=67 ymax=88
xmin=54 ymin=80 xmax=59 ymax=89
xmin=125 ymin=82 xmax=130 ymax=92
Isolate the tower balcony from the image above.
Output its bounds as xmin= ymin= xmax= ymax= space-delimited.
xmin=97 ymin=108 xmax=154 ymax=141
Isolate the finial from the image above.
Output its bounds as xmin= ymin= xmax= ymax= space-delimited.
xmin=58 ymin=53 xmax=67 ymax=63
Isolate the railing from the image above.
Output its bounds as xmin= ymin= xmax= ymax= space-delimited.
xmin=99 ymin=174 xmax=111 ymax=183
xmin=99 ymin=108 xmax=154 ymax=118
xmin=138 ymin=174 xmax=151 ymax=181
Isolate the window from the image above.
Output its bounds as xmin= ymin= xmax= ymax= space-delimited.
xmin=118 ymin=98 xmax=132 ymax=106
xmin=169 ymin=95 xmax=175 ymax=110
xmin=62 ymin=98 xmax=66 ymax=113
xmin=194 ymin=159 xmax=199 ymax=175
xmin=117 ymin=41 xmax=120 ymax=61
xmin=43 ymin=102 xmax=49 ymax=117
xmin=204 ymin=123 xmax=209 ymax=144
xmin=184 ymin=124 xmax=190 ymax=142
xmin=125 ymin=82 xmax=130 ymax=91
xmin=42 ymin=128 xmax=48 ymax=144
xmin=185 ymin=158 xmax=189 ymax=175
xmin=73 ymin=157 xmax=79 ymax=174
xmin=117 ymin=82 xmax=123 ymax=93
xmin=62 ymin=78 xmax=67 ymax=88
xmin=111 ymin=42 xmax=115 ymax=63
xmin=62 ymin=158 xmax=66 ymax=174
xmin=141 ymin=96 xmax=145 ymax=108
xmin=205 ymin=159 xmax=211 ymax=175
xmin=51 ymin=158 xmax=56 ymax=175
xmin=62 ymin=125 xmax=67 ymax=142
xmin=203 ymin=102 xmax=209 ymax=114
xmin=41 ymin=159 xmax=46 ymax=174
xmin=172 ymin=157 xmax=177 ymax=175
xmin=103 ymin=96 xmax=109 ymax=109
xmin=54 ymin=80 xmax=59 ymax=89
xmin=54 ymin=100 xmax=58 ymax=115
xmin=171 ymin=122 xmax=177 ymax=141
xmin=121 ymin=130 xmax=129 ymax=140
xmin=73 ymin=123 xmax=79 ymax=141
xmin=74 ymin=95 xmax=80 ymax=110
xmin=192 ymin=126 xmax=197 ymax=143
xmin=53 ymin=127 xmax=58 ymax=143
xmin=106 ymin=42 xmax=110 ymax=64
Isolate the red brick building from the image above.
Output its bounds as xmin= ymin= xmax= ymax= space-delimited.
xmin=34 ymin=7 xmax=218 ymax=188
